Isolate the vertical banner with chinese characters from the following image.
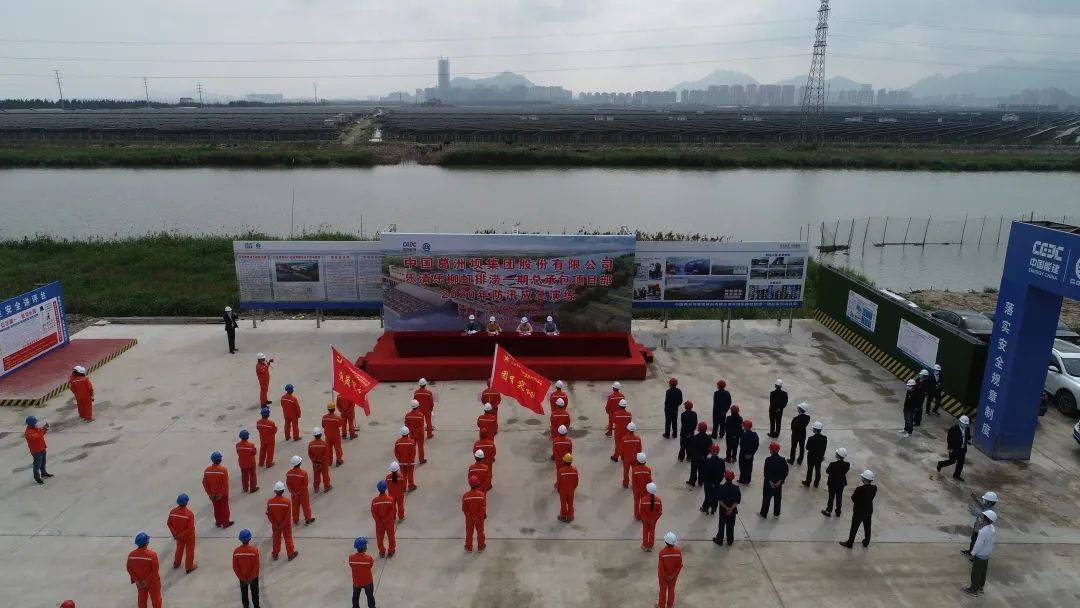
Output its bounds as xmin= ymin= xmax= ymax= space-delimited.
xmin=0 ymin=281 xmax=69 ymax=378
xmin=379 ymin=233 xmax=635 ymax=332
xmin=489 ymin=344 xmax=551 ymax=415
xmin=331 ymin=346 xmax=378 ymax=414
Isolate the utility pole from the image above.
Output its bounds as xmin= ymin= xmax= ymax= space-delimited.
xmin=196 ymin=82 xmax=204 ymax=106
xmin=143 ymin=77 xmax=151 ymax=107
xmin=799 ymin=0 xmax=831 ymax=143
xmin=53 ymin=69 xmax=64 ymax=107
xmin=313 ymin=82 xmax=318 ymax=105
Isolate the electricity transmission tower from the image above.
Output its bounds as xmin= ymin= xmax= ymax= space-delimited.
xmin=53 ymin=69 xmax=64 ymax=107
xmin=143 ymin=77 xmax=151 ymax=107
xmin=800 ymin=0 xmax=830 ymax=143
xmin=196 ymin=82 xmax=204 ymax=106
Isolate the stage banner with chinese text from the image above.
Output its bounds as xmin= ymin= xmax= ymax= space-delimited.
xmin=380 ymin=233 xmax=635 ymax=332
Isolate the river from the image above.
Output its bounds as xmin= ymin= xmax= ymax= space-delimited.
xmin=3 ymin=165 xmax=1079 ymax=291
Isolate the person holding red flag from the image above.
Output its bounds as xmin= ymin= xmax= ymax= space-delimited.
xmin=462 ymin=475 xmax=487 ymax=552
xmin=477 ymin=403 xmax=498 ymax=439
xmin=474 ymin=429 xmax=497 ymax=477
xmin=480 ymin=380 xmax=502 ymax=417
xmin=413 ymin=378 xmax=435 ymax=439
xmin=255 ymin=354 xmax=272 ymax=406
xmin=604 ymin=382 xmax=625 ymax=436
xmin=330 ymin=347 xmax=378 ymax=434
xmin=337 ymin=393 xmax=359 ymax=440
xmin=557 ymin=453 xmax=579 ymax=523
xmin=489 ymin=345 xmax=552 ymax=416
xmin=395 ymin=426 xmax=418 ymax=490
xmin=549 ymin=380 xmax=569 ymax=411
xmin=404 ymin=401 xmax=427 ymax=464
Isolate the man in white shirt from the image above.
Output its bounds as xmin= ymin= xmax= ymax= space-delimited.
xmin=963 ymin=510 xmax=997 ymax=596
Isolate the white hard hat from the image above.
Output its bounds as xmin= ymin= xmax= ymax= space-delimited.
xmin=389 ymin=461 xmax=400 ymax=473
xmin=835 ymin=447 xmax=847 ymax=458
xmin=860 ymin=469 xmax=875 ymax=482
xmin=982 ymin=491 xmax=998 ymax=503
xmin=627 ymin=422 xmax=637 ymax=432
xmin=556 ymin=397 xmax=565 ymax=407
xmin=483 ymin=403 xmax=493 ymax=412
xmin=521 ymin=317 xmax=528 ymax=323
xmin=291 ymin=455 xmax=303 ymax=466
xmin=959 ymin=415 xmax=970 ymax=425
xmin=812 ymin=421 xmax=824 ymax=431
xmin=557 ymin=424 xmax=568 ymax=435
xmin=273 ymin=481 xmax=286 ymax=492
xmin=982 ymin=509 xmax=998 ymax=523
xmin=636 ymin=452 xmax=647 ymax=464
xmin=547 ymin=316 xmax=553 ymax=322
xmin=775 ymin=379 xmax=783 ymax=387
xmin=797 ymin=402 xmax=808 ymax=412
xmin=906 ymin=379 xmax=917 ymax=387
xmin=474 ymin=449 xmax=485 ymax=459
xmin=469 ymin=314 xmax=476 ymax=320
xmin=618 ymin=399 xmax=627 ymax=408
xmin=257 ymin=353 xmax=266 ymax=360
xmin=612 ymin=381 xmax=621 ymax=390
xmin=555 ymin=380 xmax=564 ymax=389
xmin=664 ymin=532 xmax=677 ymax=546
xmin=934 ymin=364 xmax=942 ymax=371
xmin=313 ymin=426 xmax=323 ymax=436
xmin=410 ymin=399 xmax=420 ymax=409
xmin=489 ymin=316 xmax=496 ymax=322
xmin=919 ymin=369 xmax=929 ymax=377
xmin=400 ymin=426 xmax=410 ymax=436
xmin=418 ymin=378 xmax=427 ymax=386
xmin=646 ymin=482 xmax=657 ymax=494
xmin=73 ymin=365 xmax=87 ymax=374
xmin=225 ymin=306 xmax=232 ymax=312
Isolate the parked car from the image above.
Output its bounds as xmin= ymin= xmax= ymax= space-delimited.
xmin=987 ymin=313 xmax=1080 ymax=344
xmin=1073 ymin=420 xmax=1080 ymax=446
xmin=1040 ymin=390 xmax=1050 ymax=417
xmin=930 ymin=309 xmax=994 ymax=341
xmin=1047 ymin=339 xmax=1080 ymax=415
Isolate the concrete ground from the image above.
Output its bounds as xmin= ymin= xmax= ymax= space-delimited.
xmin=2 ymin=319 xmax=1078 ymax=608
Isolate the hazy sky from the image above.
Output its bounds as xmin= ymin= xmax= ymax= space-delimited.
xmin=1 ymin=0 xmax=1078 ymax=100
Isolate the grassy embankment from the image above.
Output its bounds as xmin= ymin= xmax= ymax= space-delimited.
xmin=1 ymin=233 xmax=824 ymax=319
xmin=436 ymin=144 xmax=1080 ymax=172
xmin=0 ymin=143 xmax=378 ymax=168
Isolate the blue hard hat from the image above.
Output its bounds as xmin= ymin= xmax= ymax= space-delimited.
xmin=239 ymin=429 xmax=250 ymax=440
xmin=284 ymin=384 xmax=294 ymax=393
xmin=134 ymin=532 xmax=150 ymax=547
xmin=260 ymin=406 xmax=271 ymax=418
xmin=176 ymin=493 xmax=189 ymax=505
xmin=25 ymin=415 xmax=37 ymax=427
xmin=354 ymin=536 xmax=369 ymax=551
xmin=376 ymin=479 xmax=388 ymax=492
xmin=211 ymin=451 xmax=222 ymax=463
xmin=238 ymin=529 xmax=252 ymax=543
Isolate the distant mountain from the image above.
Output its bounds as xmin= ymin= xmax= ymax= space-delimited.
xmin=669 ymin=69 xmax=758 ymax=91
xmin=906 ymin=60 xmax=1080 ymax=99
xmin=774 ymin=75 xmax=869 ymax=91
xmin=451 ymin=72 xmax=534 ymax=90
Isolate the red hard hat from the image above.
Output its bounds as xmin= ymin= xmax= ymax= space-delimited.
xmin=742 ymin=419 xmax=752 ymax=429
xmin=61 ymin=602 xmax=76 ymax=608
xmin=683 ymin=400 xmax=693 ymax=410
xmin=730 ymin=404 xmax=740 ymax=414
xmin=697 ymin=421 xmax=708 ymax=431
xmin=668 ymin=377 xmax=678 ymax=386
xmin=718 ymin=379 xmax=727 ymax=389
xmin=769 ymin=442 xmax=780 ymax=453
xmin=709 ymin=444 xmax=720 ymax=454
xmin=468 ymin=475 xmax=479 ymax=487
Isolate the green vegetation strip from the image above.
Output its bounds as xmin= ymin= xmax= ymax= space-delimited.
xmin=0 ymin=144 xmax=377 ymax=168
xmin=436 ymin=145 xmax=1080 ymax=172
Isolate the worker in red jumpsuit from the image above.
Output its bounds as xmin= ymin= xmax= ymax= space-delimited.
xmin=469 ymin=449 xmax=492 ymax=492
xmin=349 ymin=537 xmax=377 ymax=608
xmin=631 ymin=452 xmax=653 ymax=520
xmin=256 ymin=406 xmax=276 ymax=468
xmin=394 ymin=426 xmax=418 ymax=491
xmin=404 ymin=401 xmax=427 ymax=464
xmin=413 ymin=378 xmax=436 ymax=439
xmin=611 ymin=399 xmax=633 ymax=462
xmin=202 ymin=451 xmax=233 ymax=528
xmin=462 ymin=475 xmax=487 ymax=552
xmin=620 ymin=421 xmax=643 ymax=487
xmin=308 ymin=427 xmax=332 ymax=493
xmin=236 ymin=429 xmax=259 ymax=493
xmin=23 ymin=416 xmax=51 ymax=484
xmin=549 ymin=398 xmax=571 ymax=445
xmin=639 ymin=482 xmax=663 ymax=551
xmin=166 ymin=493 xmax=197 ymax=573
xmin=474 ymin=428 xmax=497 ymax=478
xmin=658 ymin=532 xmax=684 ymax=608
xmin=127 ymin=532 xmax=162 ymax=608
xmin=69 ymin=364 xmax=94 ymax=422
xmin=280 ymin=384 xmax=301 ymax=441
xmin=477 ymin=403 xmax=498 ymax=439
xmin=285 ymin=455 xmax=314 ymax=526
xmin=557 ymin=453 xmax=579 ymax=522
xmin=386 ymin=461 xmax=407 ymax=521
xmin=551 ymin=425 xmax=572 ymax=487
xmin=322 ymin=402 xmax=344 ymax=466
xmin=232 ymin=529 xmax=260 ymax=608
xmin=549 ymin=379 xmax=569 ymax=412
xmin=371 ymin=480 xmax=397 ymax=557
xmin=337 ymin=393 xmax=359 ymax=440
xmin=255 ymin=354 xmax=273 ymax=406
xmin=480 ymin=380 xmax=502 ymax=418
xmin=266 ymin=481 xmax=299 ymax=561
xmin=604 ymin=381 xmax=625 ymax=436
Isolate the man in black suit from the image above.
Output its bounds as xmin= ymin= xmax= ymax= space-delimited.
xmin=840 ymin=469 xmax=877 ymax=548
xmin=768 ymin=379 xmax=788 ymax=438
xmin=802 ymin=421 xmax=828 ymax=487
xmin=699 ymin=444 xmax=726 ymax=514
xmin=713 ymin=470 xmax=741 ymax=546
xmin=821 ymin=447 xmax=850 ymax=517
xmin=712 ymin=379 xmax=732 ymax=440
xmin=936 ymin=415 xmax=972 ymax=481
xmin=663 ymin=378 xmax=683 ymax=439
xmin=223 ymin=305 xmax=240 ymax=353
xmin=724 ymin=405 xmax=743 ymax=463
xmin=759 ymin=442 xmax=789 ymax=518
xmin=788 ymin=403 xmax=811 ymax=465
xmin=737 ymin=420 xmax=759 ymax=485
xmin=677 ymin=401 xmax=697 ymax=461
xmin=686 ymin=422 xmax=714 ymax=487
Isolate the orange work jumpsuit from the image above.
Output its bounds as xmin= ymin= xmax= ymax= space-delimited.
xmin=414 ymin=387 xmax=435 ymax=438
xmin=404 ymin=410 xmax=427 ymax=463
xmin=619 ymin=432 xmax=643 ymax=487
xmin=280 ymin=392 xmax=301 ymax=441
xmin=256 ymin=416 xmax=277 ymax=467
xmin=202 ymin=464 xmax=231 ymax=527
xmin=255 ymin=360 xmax=270 ymax=405
xmin=126 ymin=546 xmax=162 ymax=608
xmin=551 ymin=436 xmax=573 ymax=487
xmin=461 ymin=488 xmax=487 ymax=551
xmin=370 ymin=492 xmax=397 ymax=555
xmin=481 ymin=387 xmax=502 ymax=417
xmin=337 ymin=395 xmax=358 ymax=439
xmin=321 ymin=411 xmax=344 ymax=465
xmin=477 ymin=412 xmax=498 ymax=439
xmin=468 ymin=461 xmax=492 ymax=492
xmin=394 ymin=435 xmax=418 ymax=490
xmin=611 ymin=409 xmax=633 ymax=460
xmin=630 ymin=463 xmax=653 ymax=520
xmin=473 ymin=437 xmax=496 ymax=476
xmin=549 ymin=389 xmax=569 ymax=411
xmin=166 ymin=505 xmax=196 ymax=571
xmin=385 ymin=471 xmax=407 ymax=520
xmin=639 ymin=493 xmax=663 ymax=549
xmin=266 ymin=493 xmax=296 ymax=558
xmin=550 ymin=409 xmax=571 ymax=441
xmin=285 ymin=466 xmax=313 ymax=524
xmin=232 ymin=543 xmax=260 ymax=587
xmin=236 ymin=439 xmax=258 ymax=492
xmin=308 ymin=437 xmax=331 ymax=492
xmin=658 ymin=545 xmax=683 ymax=608
xmin=556 ymin=463 xmax=579 ymax=521
xmin=604 ymin=390 xmax=624 ymax=435
xmin=69 ymin=372 xmax=94 ymax=421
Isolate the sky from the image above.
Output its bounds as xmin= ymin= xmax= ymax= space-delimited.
xmin=1 ymin=0 xmax=1078 ymax=101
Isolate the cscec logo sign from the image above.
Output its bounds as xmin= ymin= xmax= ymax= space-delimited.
xmin=402 ymin=241 xmax=417 ymax=252
xmin=1032 ymin=240 xmax=1064 ymax=261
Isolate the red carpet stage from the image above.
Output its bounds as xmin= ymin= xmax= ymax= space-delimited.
xmin=359 ymin=332 xmax=651 ymax=381
xmin=0 ymin=338 xmax=137 ymax=407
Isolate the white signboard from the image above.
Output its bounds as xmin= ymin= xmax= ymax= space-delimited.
xmin=846 ymin=291 xmax=878 ymax=332
xmin=233 ymin=241 xmax=382 ymax=309
xmin=897 ymin=318 xmax=940 ymax=368
xmin=0 ymin=282 xmax=69 ymax=378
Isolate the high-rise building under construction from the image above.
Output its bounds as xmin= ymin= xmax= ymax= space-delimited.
xmin=437 ymin=58 xmax=450 ymax=94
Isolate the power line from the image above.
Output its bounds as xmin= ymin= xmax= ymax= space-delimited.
xmin=831 ymin=34 xmax=1080 ymax=57
xmin=834 ymin=17 xmax=1080 ymax=40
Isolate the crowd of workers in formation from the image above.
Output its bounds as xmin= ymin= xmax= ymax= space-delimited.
xmin=23 ymin=347 xmax=1001 ymax=607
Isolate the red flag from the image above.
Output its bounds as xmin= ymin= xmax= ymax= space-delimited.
xmin=489 ymin=344 xmax=551 ymax=415
xmin=332 ymin=346 xmax=378 ymax=415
